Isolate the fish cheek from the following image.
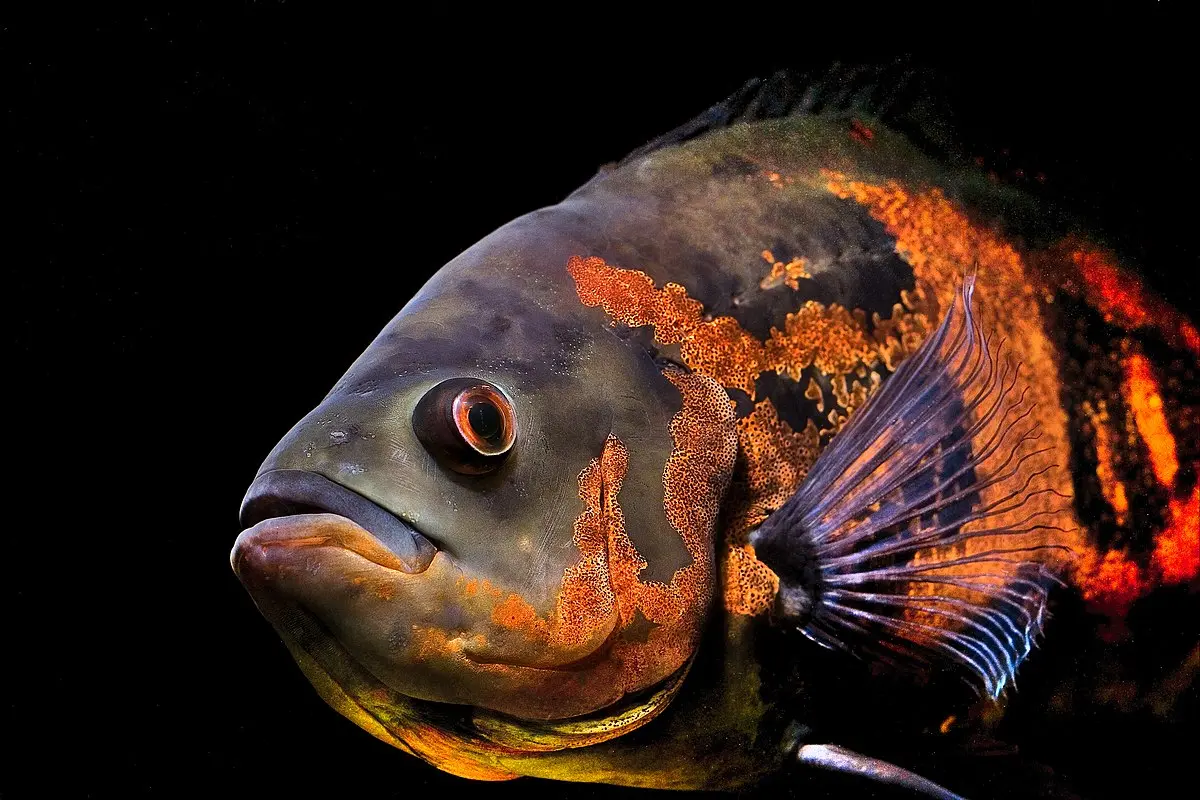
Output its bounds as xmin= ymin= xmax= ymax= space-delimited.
xmin=253 ymin=533 xmax=626 ymax=718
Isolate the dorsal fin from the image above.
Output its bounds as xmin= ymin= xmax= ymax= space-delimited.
xmin=617 ymin=61 xmax=962 ymax=167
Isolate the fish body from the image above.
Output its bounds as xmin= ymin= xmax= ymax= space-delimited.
xmin=232 ymin=73 xmax=1198 ymax=793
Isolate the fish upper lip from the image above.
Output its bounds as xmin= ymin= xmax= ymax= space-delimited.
xmin=239 ymin=468 xmax=437 ymax=574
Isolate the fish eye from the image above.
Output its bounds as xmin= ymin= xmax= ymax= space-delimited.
xmin=413 ymin=378 xmax=516 ymax=474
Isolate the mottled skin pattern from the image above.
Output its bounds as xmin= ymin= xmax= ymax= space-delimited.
xmin=234 ymin=110 xmax=1198 ymax=790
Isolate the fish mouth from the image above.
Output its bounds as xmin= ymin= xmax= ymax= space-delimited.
xmin=237 ymin=468 xmax=437 ymax=574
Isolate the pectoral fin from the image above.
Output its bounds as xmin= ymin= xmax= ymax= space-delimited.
xmin=752 ymin=276 xmax=1070 ymax=697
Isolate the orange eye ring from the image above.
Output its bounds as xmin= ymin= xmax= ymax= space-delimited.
xmin=452 ymin=384 xmax=516 ymax=456
xmin=413 ymin=378 xmax=517 ymax=475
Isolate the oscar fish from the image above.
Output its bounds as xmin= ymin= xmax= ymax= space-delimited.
xmin=230 ymin=70 xmax=1199 ymax=797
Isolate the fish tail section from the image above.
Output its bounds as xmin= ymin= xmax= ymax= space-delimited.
xmin=752 ymin=276 xmax=1070 ymax=697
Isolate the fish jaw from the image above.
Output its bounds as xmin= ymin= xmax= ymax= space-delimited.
xmin=231 ymin=511 xmax=629 ymax=721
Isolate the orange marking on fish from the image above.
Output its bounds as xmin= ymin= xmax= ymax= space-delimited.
xmin=1084 ymin=399 xmax=1130 ymax=525
xmin=764 ymin=301 xmax=874 ymax=378
xmin=721 ymin=400 xmax=821 ymax=615
xmin=849 ymin=118 xmax=875 ymax=143
xmin=1051 ymin=238 xmax=1200 ymax=355
xmin=1026 ymin=243 xmax=1199 ymax=613
xmin=568 ymin=255 xmax=920 ymax=401
xmin=762 ymin=170 xmax=792 ymax=187
xmin=804 ymin=377 xmax=824 ymax=413
xmin=1078 ymin=549 xmax=1147 ymax=621
xmin=828 ymin=372 xmax=876 ymax=424
xmin=567 ymin=371 xmax=735 ymax=688
xmin=657 ymin=369 xmax=738 ymax=624
xmin=1074 ymin=483 xmax=1198 ymax=623
xmin=681 ymin=316 xmax=770 ymax=397
xmin=1154 ymin=486 xmax=1200 ymax=585
xmin=1123 ymin=352 xmax=1180 ymax=489
xmin=829 ymin=172 xmax=1191 ymax=619
xmin=759 ymin=250 xmax=811 ymax=291
xmin=568 ymin=256 xmax=763 ymax=395
xmin=552 ymin=436 xmax=626 ymax=646
xmin=492 ymin=593 xmax=548 ymax=634
xmin=870 ymin=294 xmax=931 ymax=372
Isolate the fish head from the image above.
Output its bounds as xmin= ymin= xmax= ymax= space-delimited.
xmin=231 ymin=226 xmax=737 ymax=773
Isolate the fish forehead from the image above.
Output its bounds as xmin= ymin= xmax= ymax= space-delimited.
xmin=255 ymin=217 xmax=689 ymax=613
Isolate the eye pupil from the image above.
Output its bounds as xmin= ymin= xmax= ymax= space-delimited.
xmin=467 ymin=401 xmax=502 ymax=442
xmin=452 ymin=384 xmax=515 ymax=457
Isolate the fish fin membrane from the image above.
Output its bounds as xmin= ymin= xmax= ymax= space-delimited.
xmin=752 ymin=276 xmax=1069 ymax=698
xmin=615 ymin=60 xmax=961 ymax=168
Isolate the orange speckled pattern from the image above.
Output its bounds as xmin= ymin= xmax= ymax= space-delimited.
xmin=550 ymin=436 xmax=627 ymax=646
xmin=657 ymin=368 xmax=739 ymax=620
xmin=759 ymin=249 xmax=811 ymax=291
xmin=569 ymin=256 xmax=763 ymax=395
xmin=764 ymin=301 xmax=875 ymax=378
xmin=569 ymin=255 xmax=924 ymax=615
xmin=569 ymin=255 xmax=925 ymax=404
xmin=722 ymin=400 xmax=821 ymax=615
xmin=559 ymin=369 xmax=737 ymax=692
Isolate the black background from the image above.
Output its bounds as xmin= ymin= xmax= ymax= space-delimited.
xmin=5 ymin=6 xmax=1196 ymax=799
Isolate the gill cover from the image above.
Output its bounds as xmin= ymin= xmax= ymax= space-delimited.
xmin=752 ymin=277 xmax=1068 ymax=697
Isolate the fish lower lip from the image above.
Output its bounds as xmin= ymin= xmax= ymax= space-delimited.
xmin=239 ymin=468 xmax=436 ymax=574
xmin=234 ymin=512 xmax=432 ymax=575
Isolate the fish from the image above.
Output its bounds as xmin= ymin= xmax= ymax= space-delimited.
xmin=230 ymin=68 xmax=1199 ymax=797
